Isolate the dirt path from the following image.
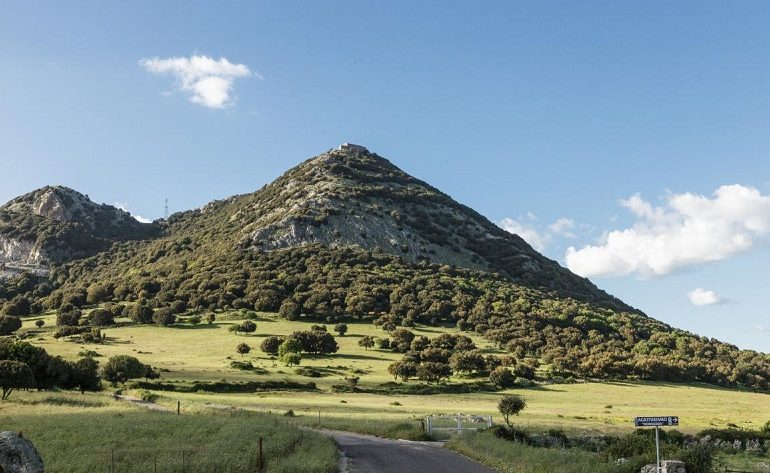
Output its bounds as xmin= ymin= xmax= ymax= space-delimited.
xmin=321 ymin=429 xmax=496 ymax=473
xmin=114 ymin=396 xmax=496 ymax=472
xmin=113 ymin=394 xmax=171 ymax=411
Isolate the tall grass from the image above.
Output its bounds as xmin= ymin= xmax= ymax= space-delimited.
xmin=290 ymin=413 xmax=429 ymax=440
xmin=446 ymin=431 xmax=644 ymax=473
xmin=1 ymin=392 xmax=338 ymax=473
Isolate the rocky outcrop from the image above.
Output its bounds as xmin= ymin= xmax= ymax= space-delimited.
xmin=0 ymin=237 xmax=44 ymax=266
xmin=0 ymin=431 xmax=44 ymax=473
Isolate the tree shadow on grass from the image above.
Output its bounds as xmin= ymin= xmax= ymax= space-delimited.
xmin=334 ymin=353 xmax=388 ymax=361
xmin=171 ymin=324 xmax=219 ymax=330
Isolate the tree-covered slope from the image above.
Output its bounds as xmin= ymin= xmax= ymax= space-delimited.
xmin=2 ymin=145 xmax=769 ymax=391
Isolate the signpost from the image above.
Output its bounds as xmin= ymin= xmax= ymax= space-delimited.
xmin=634 ymin=416 xmax=679 ymax=473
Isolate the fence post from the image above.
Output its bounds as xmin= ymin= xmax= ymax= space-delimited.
xmin=487 ymin=416 xmax=492 ymax=428
xmin=456 ymin=417 xmax=462 ymax=434
xmin=258 ymin=436 xmax=264 ymax=472
xmin=111 ymin=447 xmax=114 ymax=473
xmin=177 ymin=400 xmax=180 ymax=415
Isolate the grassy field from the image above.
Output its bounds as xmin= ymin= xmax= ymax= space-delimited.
xmin=14 ymin=310 xmax=770 ymax=472
xmin=22 ymin=310 xmax=770 ymax=436
xmin=0 ymin=390 xmax=337 ymax=472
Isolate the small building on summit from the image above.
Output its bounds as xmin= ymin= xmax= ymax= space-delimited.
xmin=339 ymin=143 xmax=368 ymax=152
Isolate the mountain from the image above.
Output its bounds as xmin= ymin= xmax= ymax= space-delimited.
xmin=184 ymin=143 xmax=630 ymax=311
xmin=0 ymin=185 xmax=158 ymax=267
xmin=2 ymin=145 xmax=769 ymax=391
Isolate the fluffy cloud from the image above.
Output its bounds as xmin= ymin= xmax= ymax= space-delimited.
xmin=139 ymin=55 xmax=254 ymax=109
xmin=566 ymin=185 xmax=770 ymax=278
xmin=687 ymin=288 xmax=722 ymax=306
xmin=499 ymin=217 xmax=549 ymax=251
xmin=499 ymin=215 xmax=575 ymax=252
xmin=113 ymin=202 xmax=152 ymax=224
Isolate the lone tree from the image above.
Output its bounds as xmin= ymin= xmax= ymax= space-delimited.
xmin=334 ymin=323 xmax=348 ymax=337
xmin=240 ymin=320 xmax=257 ymax=333
xmin=0 ymin=360 xmax=34 ymax=400
xmin=498 ymin=394 xmax=527 ymax=428
xmin=34 ymin=320 xmax=45 ymax=328
xmin=358 ymin=336 xmax=375 ymax=350
xmin=102 ymin=355 xmax=149 ymax=384
xmin=236 ymin=342 xmax=251 ymax=355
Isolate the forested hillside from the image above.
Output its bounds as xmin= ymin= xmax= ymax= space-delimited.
xmin=1 ymin=145 xmax=769 ymax=391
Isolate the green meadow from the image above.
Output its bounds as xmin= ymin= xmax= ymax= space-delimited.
xmin=15 ymin=310 xmax=770 ymax=471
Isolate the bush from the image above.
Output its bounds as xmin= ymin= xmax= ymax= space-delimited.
xmin=240 ymin=320 xmax=257 ymax=333
xmin=56 ymin=310 xmax=81 ymax=327
xmin=279 ymin=300 xmax=301 ymax=320
xmin=498 ymin=394 xmax=526 ymax=427
xmin=187 ymin=315 xmax=202 ymax=325
xmin=236 ymin=343 xmax=251 ymax=355
xmin=0 ymin=315 xmax=22 ymax=335
xmin=127 ymin=304 xmax=154 ymax=324
xmin=334 ymin=323 xmax=348 ymax=336
xmin=153 ymin=310 xmax=176 ymax=326
xmin=102 ymin=355 xmax=150 ymax=384
xmin=489 ymin=367 xmax=515 ymax=388
xmin=89 ymin=308 xmax=115 ymax=327
xmin=260 ymin=336 xmax=284 ymax=355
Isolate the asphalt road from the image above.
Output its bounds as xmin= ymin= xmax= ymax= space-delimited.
xmin=323 ymin=430 xmax=497 ymax=473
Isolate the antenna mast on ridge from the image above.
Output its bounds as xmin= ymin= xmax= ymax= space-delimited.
xmin=164 ymin=198 xmax=169 ymax=219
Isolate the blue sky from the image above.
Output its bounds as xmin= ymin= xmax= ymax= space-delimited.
xmin=2 ymin=1 xmax=770 ymax=350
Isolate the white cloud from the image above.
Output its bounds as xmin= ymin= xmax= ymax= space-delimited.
xmin=687 ymin=288 xmax=722 ymax=306
xmin=139 ymin=55 xmax=255 ymax=109
xmin=499 ymin=215 xmax=576 ymax=252
xmin=549 ymin=217 xmax=575 ymax=237
xmin=499 ymin=217 xmax=549 ymax=251
xmin=113 ymin=202 xmax=152 ymax=224
xmin=565 ymin=185 xmax=770 ymax=278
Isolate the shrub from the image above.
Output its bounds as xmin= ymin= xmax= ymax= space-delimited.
xmin=498 ymin=394 xmax=526 ymax=427
xmin=56 ymin=310 xmax=81 ymax=327
xmin=0 ymin=315 xmax=22 ymax=335
xmin=334 ymin=323 xmax=348 ymax=337
xmin=102 ymin=355 xmax=149 ymax=384
xmin=240 ymin=320 xmax=257 ymax=333
xmin=489 ymin=367 xmax=515 ymax=388
xmin=206 ymin=313 xmax=216 ymax=324
xmin=187 ymin=315 xmax=202 ymax=325
xmin=280 ymin=352 xmax=301 ymax=367
xmin=236 ymin=343 xmax=251 ymax=355
xmin=279 ymin=300 xmax=301 ymax=320
xmin=89 ymin=308 xmax=115 ymax=327
xmin=153 ymin=310 xmax=176 ymax=326
xmin=260 ymin=336 xmax=284 ymax=355
xmin=127 ymin=304 xmax=154 ymax=324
